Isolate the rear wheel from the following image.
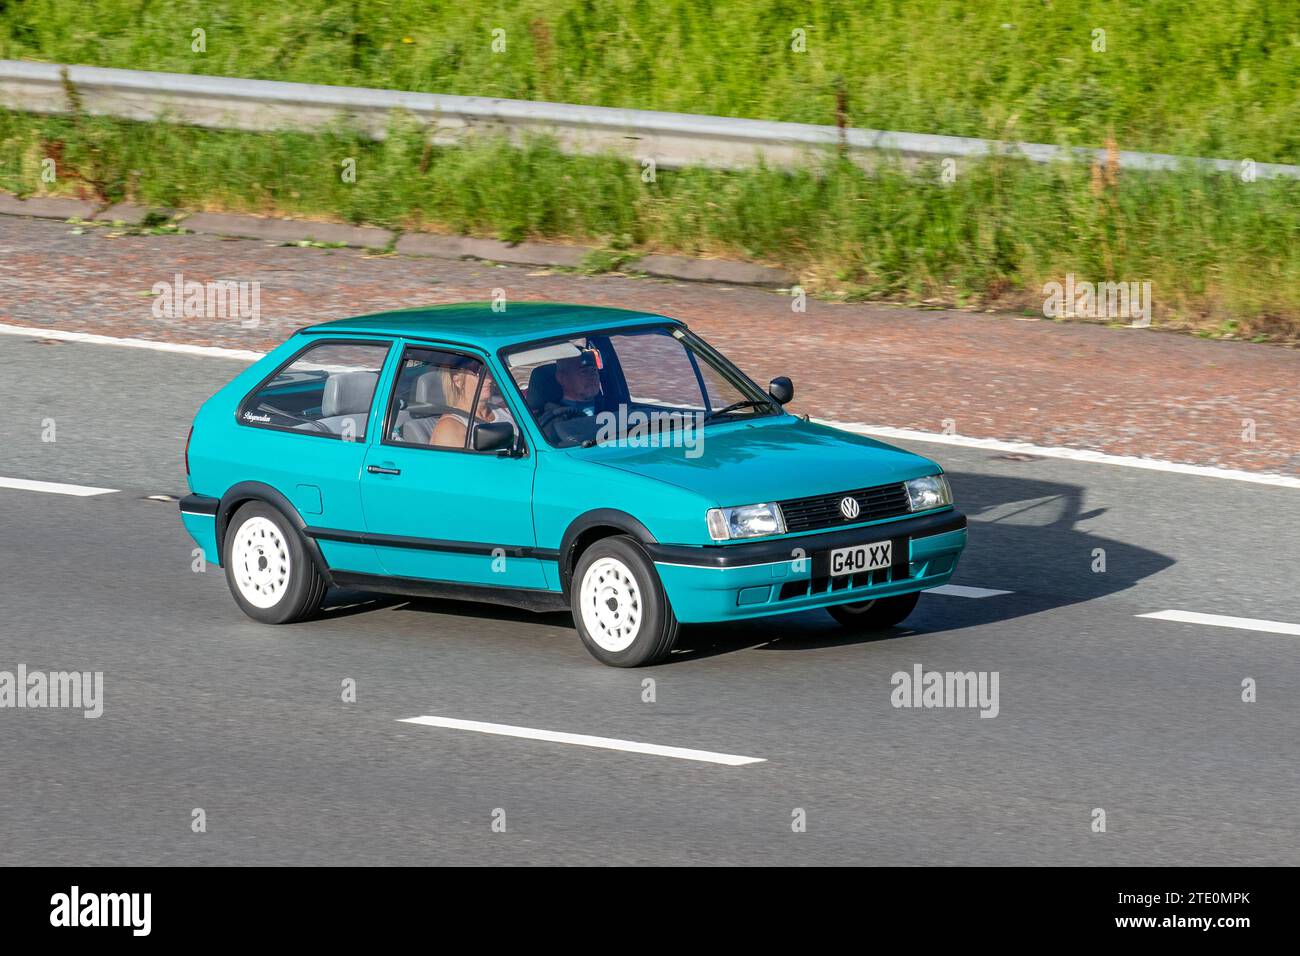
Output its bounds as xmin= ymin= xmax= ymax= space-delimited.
xmin=826 ymin=591 xmax=919 ymax=632
xmin=222 ymin=501 xmax=327 ymax=624
xmin=572 ymin=536 xmax=679 ymax=667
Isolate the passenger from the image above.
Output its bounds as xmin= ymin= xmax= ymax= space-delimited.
xmin=430 ymin=359 xmax=512 ymax=448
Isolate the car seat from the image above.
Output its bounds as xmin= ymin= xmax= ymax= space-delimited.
xmin=526 ymin=363 xmax=562 ymax=412
xmin=315 ymin=370 xmax=378 ymax=437
xmin=394 ymin=367 xmax=456 ymax=443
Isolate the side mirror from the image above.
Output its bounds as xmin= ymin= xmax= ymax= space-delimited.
xmin=768 ymin=376 xmax=794 ymax=405
xmin=473 ymin=421 xmax=516 ymax=453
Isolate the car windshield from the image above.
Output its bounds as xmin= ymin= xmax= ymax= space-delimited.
xmin=503 ymin=324 xmax=779 ymax=448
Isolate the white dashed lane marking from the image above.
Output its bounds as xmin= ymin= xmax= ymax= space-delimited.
xmin=1137 ymin=610 xmax=1300 ymax=637
xmin=927 ymin=584 xmax=1013 ymax=598
xmin=398 ymin=715 xmax=766 ymax=766
xmin=0 ymin=476 xmax=118 ymax=497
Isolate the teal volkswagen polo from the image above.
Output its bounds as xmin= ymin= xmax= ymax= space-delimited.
xmin=180 ymin=303 xmax=967 ymax=666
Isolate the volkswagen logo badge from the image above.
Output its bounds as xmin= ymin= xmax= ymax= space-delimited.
xmin=840 ymin=496 xmax=860 ymax=519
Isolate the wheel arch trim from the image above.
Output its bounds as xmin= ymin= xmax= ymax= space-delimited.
xmin=216 ymin=481 xmax=334 ymax=584
xmin=558 ymin=509 xmax=658 ymax=597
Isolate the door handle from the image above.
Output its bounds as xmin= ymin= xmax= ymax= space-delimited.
xmin=367 ymin=464 xmax=401 ymax=476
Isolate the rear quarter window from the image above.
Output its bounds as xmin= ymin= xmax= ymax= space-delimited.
xmin=239 ymin=340 xmax=390 ymax=440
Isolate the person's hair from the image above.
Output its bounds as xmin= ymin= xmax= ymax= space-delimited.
xmin=446 ymin=353 xmax=480 ymax=372
xmin=444 ymin=354 xmax=481 ymax=405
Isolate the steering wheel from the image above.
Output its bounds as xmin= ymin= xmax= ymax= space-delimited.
xmin=535 ymin=405 xmax=589 ymax=432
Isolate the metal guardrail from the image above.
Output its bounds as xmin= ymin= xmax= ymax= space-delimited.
xmin=2 ymin=59 xmax=1297 ymax=179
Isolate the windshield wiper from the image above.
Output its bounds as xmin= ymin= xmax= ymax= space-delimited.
xmin=703 ymin=399 xmax=773 ymax=423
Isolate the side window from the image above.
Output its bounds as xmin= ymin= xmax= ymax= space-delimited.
xmin=241 ymin=341 xmax=389 ymax=440
xmin=386 ymin=347 xmax=512 ymax=451
xmin=467 ymin=369 xmax=517 ymax=450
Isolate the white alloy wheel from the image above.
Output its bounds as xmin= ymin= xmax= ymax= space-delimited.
xmin=230 ymin=515 xmax=292 ymax=609
xmin=579 ymin=556 xmax=643 ymax=652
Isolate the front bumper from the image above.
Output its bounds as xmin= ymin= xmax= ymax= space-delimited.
xmin=646 ymin=509 xmax=967 ymax=623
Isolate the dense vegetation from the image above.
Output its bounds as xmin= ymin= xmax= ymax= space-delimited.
xmin=2 ymin=1 xmax=1297 ymax=336
xmin=4 ymin=0 xmax=1296 ymax=161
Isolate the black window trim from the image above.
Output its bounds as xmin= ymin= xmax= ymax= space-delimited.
xmin=674 ymin=325 xmax=782 ymax=416
xmin=235 ymin=336 xmax=396 ymax=442
xmin=379 ymin=342 xmax=530 ymax=457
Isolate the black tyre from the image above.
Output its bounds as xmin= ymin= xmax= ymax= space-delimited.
xmin=222 ymin=501 xmax=327 ymax=624
xmin=826 ymin=590 xmax=920 ymax=632
xmin=571 ymin=535 xmax=680 ymax=667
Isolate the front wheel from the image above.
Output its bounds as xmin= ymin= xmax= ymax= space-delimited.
xmin=826 ymin=590 xmax=920 ymax=632
xmin=222 ymin=501 xmax=327 ymax=624
xmin=571 ymin=536 xmax=679 ymax=667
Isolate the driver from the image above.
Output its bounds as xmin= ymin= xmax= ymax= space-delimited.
xmin=550 ymin=353 xmax=602 ymax=416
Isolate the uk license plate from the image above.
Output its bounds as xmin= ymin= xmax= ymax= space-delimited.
xmin=829 ymin=540 xmax=892 ymax=577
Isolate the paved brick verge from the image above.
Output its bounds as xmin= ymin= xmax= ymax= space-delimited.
xmin=0 ymin=216 xmax=1295 ymax=475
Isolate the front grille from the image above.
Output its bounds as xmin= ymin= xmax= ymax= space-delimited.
xmin=778 ymin=482 xmax=910 ymax=533
xmin=777 ymin=566 xmax=899 ymax=602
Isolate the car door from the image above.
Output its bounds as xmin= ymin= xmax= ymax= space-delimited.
xmin=359 ymin=342 xmax=547 ymax=589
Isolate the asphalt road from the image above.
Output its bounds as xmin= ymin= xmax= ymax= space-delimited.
xmin=1 ymin=335 xmax=1298 ymax=865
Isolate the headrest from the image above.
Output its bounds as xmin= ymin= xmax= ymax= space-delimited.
xmin=321 ymin=370 xmax=378 ymax=417
xmin=526 ymin=363 xmax=561 ymax=411
xmin=412 ymin=368 xmax=450 ymax=406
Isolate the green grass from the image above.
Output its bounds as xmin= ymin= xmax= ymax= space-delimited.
xmin=4 ymin=109 xmax=1297 ymax=339
xmin=2 ymin=1 xmax=1297 ymax=336
xmin=2 ymin=0 xmax=1298 ymax=163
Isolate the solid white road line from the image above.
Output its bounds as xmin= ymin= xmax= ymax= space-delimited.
xmin=0 ymin=476 xmax=118 ymax=497
xmin=3 ymin=321 xmax=1296 ymax=489
xmin=820 ymin=419 xmax=1300 ymax=490
xmin=1137 ymin=610 xmax=1300 ymax=637
xmin=0 ymin=322 xmax=265 ymax=361
xmin=927 ymin=584 xmax=1013 ymax=598
xmin=398 ymin=715 xmax=766 ymax=766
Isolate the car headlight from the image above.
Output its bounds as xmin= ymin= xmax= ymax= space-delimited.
xmin=905 ymin=474 xmax=952 ymax=512
xmin=706 ymin=502 xmax=786 ymax=540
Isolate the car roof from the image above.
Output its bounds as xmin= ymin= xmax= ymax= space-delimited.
xmin=302 ymin=302 xmax=679 ymax=350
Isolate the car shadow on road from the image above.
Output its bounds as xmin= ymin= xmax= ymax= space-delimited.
xmin=670 ymin=470 xmax=1175 ymax=662
xmin=315 ymin=591 xmax=410 ymax=620
xmin=313 ymin=471 xmax=1174 ymax=663
xmin=319 ymin=589 xmax=576 ymax=629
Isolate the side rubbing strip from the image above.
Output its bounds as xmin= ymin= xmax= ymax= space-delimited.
xmin=303 ymin=526 xmax=559 ymax=562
